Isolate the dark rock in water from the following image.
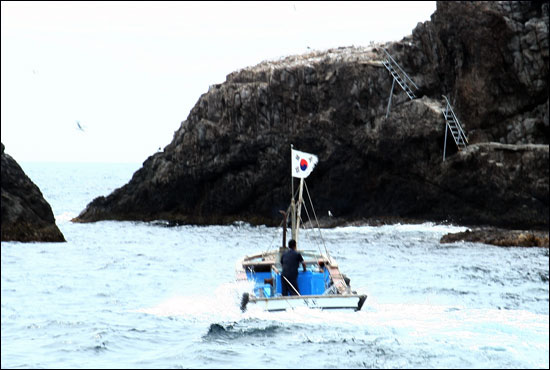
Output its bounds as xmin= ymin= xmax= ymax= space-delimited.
xmin=433 ymin=143 xmax=548 ymax=229
xmin=441 ymin=227 xmax=549 ymax=247
xmin=74 ymin=2 xmax=549 ymax=231
xmin=1 ymin=143 xmax=65 ymax=242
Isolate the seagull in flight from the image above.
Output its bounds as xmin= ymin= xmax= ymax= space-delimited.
xmin=76 ymin=120 xmax=85 ymax=132
xmin=328 ymin=210 xmax=333 ymax=217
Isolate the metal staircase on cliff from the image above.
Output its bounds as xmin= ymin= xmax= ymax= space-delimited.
xmin=382 ymin=48 xmax=418 ymax=118
xmin=442 ymin=95 xmax=469 ymax=161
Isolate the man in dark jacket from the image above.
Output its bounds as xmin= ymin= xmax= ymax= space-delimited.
xmin=281 ymin=239 xmax=306 ymax=296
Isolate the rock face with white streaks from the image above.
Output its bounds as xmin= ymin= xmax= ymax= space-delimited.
xmin=74 ymin=1 xmax=548 ymax=230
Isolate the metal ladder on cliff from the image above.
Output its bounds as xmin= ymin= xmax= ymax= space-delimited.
xmin=383 ymin=48 xmax=418 ymax=118
xmin=442 ymin=95 xmax=469 ymax=161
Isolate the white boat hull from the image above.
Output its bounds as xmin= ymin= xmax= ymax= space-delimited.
xmin=244 ymin=293 xmax=367 ymax=312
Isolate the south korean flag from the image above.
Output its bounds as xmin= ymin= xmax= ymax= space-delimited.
xmin=291 ymin=148 xmax=318 ymax=178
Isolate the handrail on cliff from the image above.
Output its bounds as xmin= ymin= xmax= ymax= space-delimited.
xmin=382 ymin=48 xmax=419 ymax=90
xmin=442 ymin=95 xmax=469 ymax=161
xmin=382 ymin=48 xmax=418 ymax=117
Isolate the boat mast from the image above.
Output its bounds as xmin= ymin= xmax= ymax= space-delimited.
xmin=289 ymin=145 xmax=307 ymax=245
xmin=290 ymin=198 xmax=296 ymax=242
xmin=294 ymin=178 xmax=304 ymax=244
xmin=290 ymin=145 xmax=305 ymax=244
xmin=290 ymin=144 xmax=296 ymax=242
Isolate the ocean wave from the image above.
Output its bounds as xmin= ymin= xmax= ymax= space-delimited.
xmin=203 ymin=322 xmax=282 ymax=341
xmin=55 ymin=212 xmax=76 ymax=223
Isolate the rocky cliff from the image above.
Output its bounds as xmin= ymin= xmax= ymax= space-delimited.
xmin=1 ymin=143 xmax=65 ymax=242
xmin=74 ymin=1 xmax=549 ymax=230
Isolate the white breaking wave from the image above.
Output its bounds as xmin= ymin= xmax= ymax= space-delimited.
xmin=55 ymin=212 xmax=76 ymax=223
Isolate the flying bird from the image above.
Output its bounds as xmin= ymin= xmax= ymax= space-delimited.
xmin=328 ymin=210 xmax=333 ymax=217
xmin=76 ymin=120 xmax=85 ymax=132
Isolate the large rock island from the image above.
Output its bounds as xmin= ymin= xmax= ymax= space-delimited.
xmin=1 ymin=143 xmax=65 ymax=242
xmin=74 ymin=2 xmax=548 ymax=234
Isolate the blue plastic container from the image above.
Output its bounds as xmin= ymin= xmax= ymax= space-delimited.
xmin=297 ymin=270 xmax=312 ymax=295
xmin=310 ymin=271 xmax=326 ymax=295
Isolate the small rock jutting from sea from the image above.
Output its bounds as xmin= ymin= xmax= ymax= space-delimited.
xmin=441 ymin=228 xmax=549 ymax=248
xmin=1 ymin=143 xmax=65 ymax=242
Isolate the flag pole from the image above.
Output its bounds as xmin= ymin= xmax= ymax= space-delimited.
xmin=290 ymin=144 xmax=296 ymax=242
xmin=295 ymin=177 xmax=304 ymax=244
xmin=290 ymin=144 xmax=294 ymax=200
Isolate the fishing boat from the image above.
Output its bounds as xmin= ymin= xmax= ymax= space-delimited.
xmin=236 ymin=147 xmax=367 ymax=312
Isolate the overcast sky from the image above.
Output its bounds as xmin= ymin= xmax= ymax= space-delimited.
xmin=1 ymin=1 xmax=436 ymax=163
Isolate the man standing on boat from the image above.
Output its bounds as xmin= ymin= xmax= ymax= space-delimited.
xmin=281 ymin=239 xmax=306 ymax=296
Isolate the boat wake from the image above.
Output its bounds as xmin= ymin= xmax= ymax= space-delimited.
xmin=133 ymin=280 xmax=369 ymax=325
xmin=130 ymin=281 xmax=548 ymax=367
xmin=132 ymin=281 xmax=254 ymax=321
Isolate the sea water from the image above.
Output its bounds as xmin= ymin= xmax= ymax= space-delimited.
xmin=1 ymin=162 xmax=548 ymax=369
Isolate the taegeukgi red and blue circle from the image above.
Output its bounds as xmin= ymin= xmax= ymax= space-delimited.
xmin=300 ymin=159 xmax=308 ymax=171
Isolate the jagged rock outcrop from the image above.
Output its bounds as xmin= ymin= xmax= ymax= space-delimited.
xmin=1 ymin=143 xmax=65 ymax=242
xmin=74 ymin=1 xmax=549 ymax=231
xmin=409 ymin=1 xmax=549 ymax=145
xmin=441 ymin=227 xmax=549 ymax=247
